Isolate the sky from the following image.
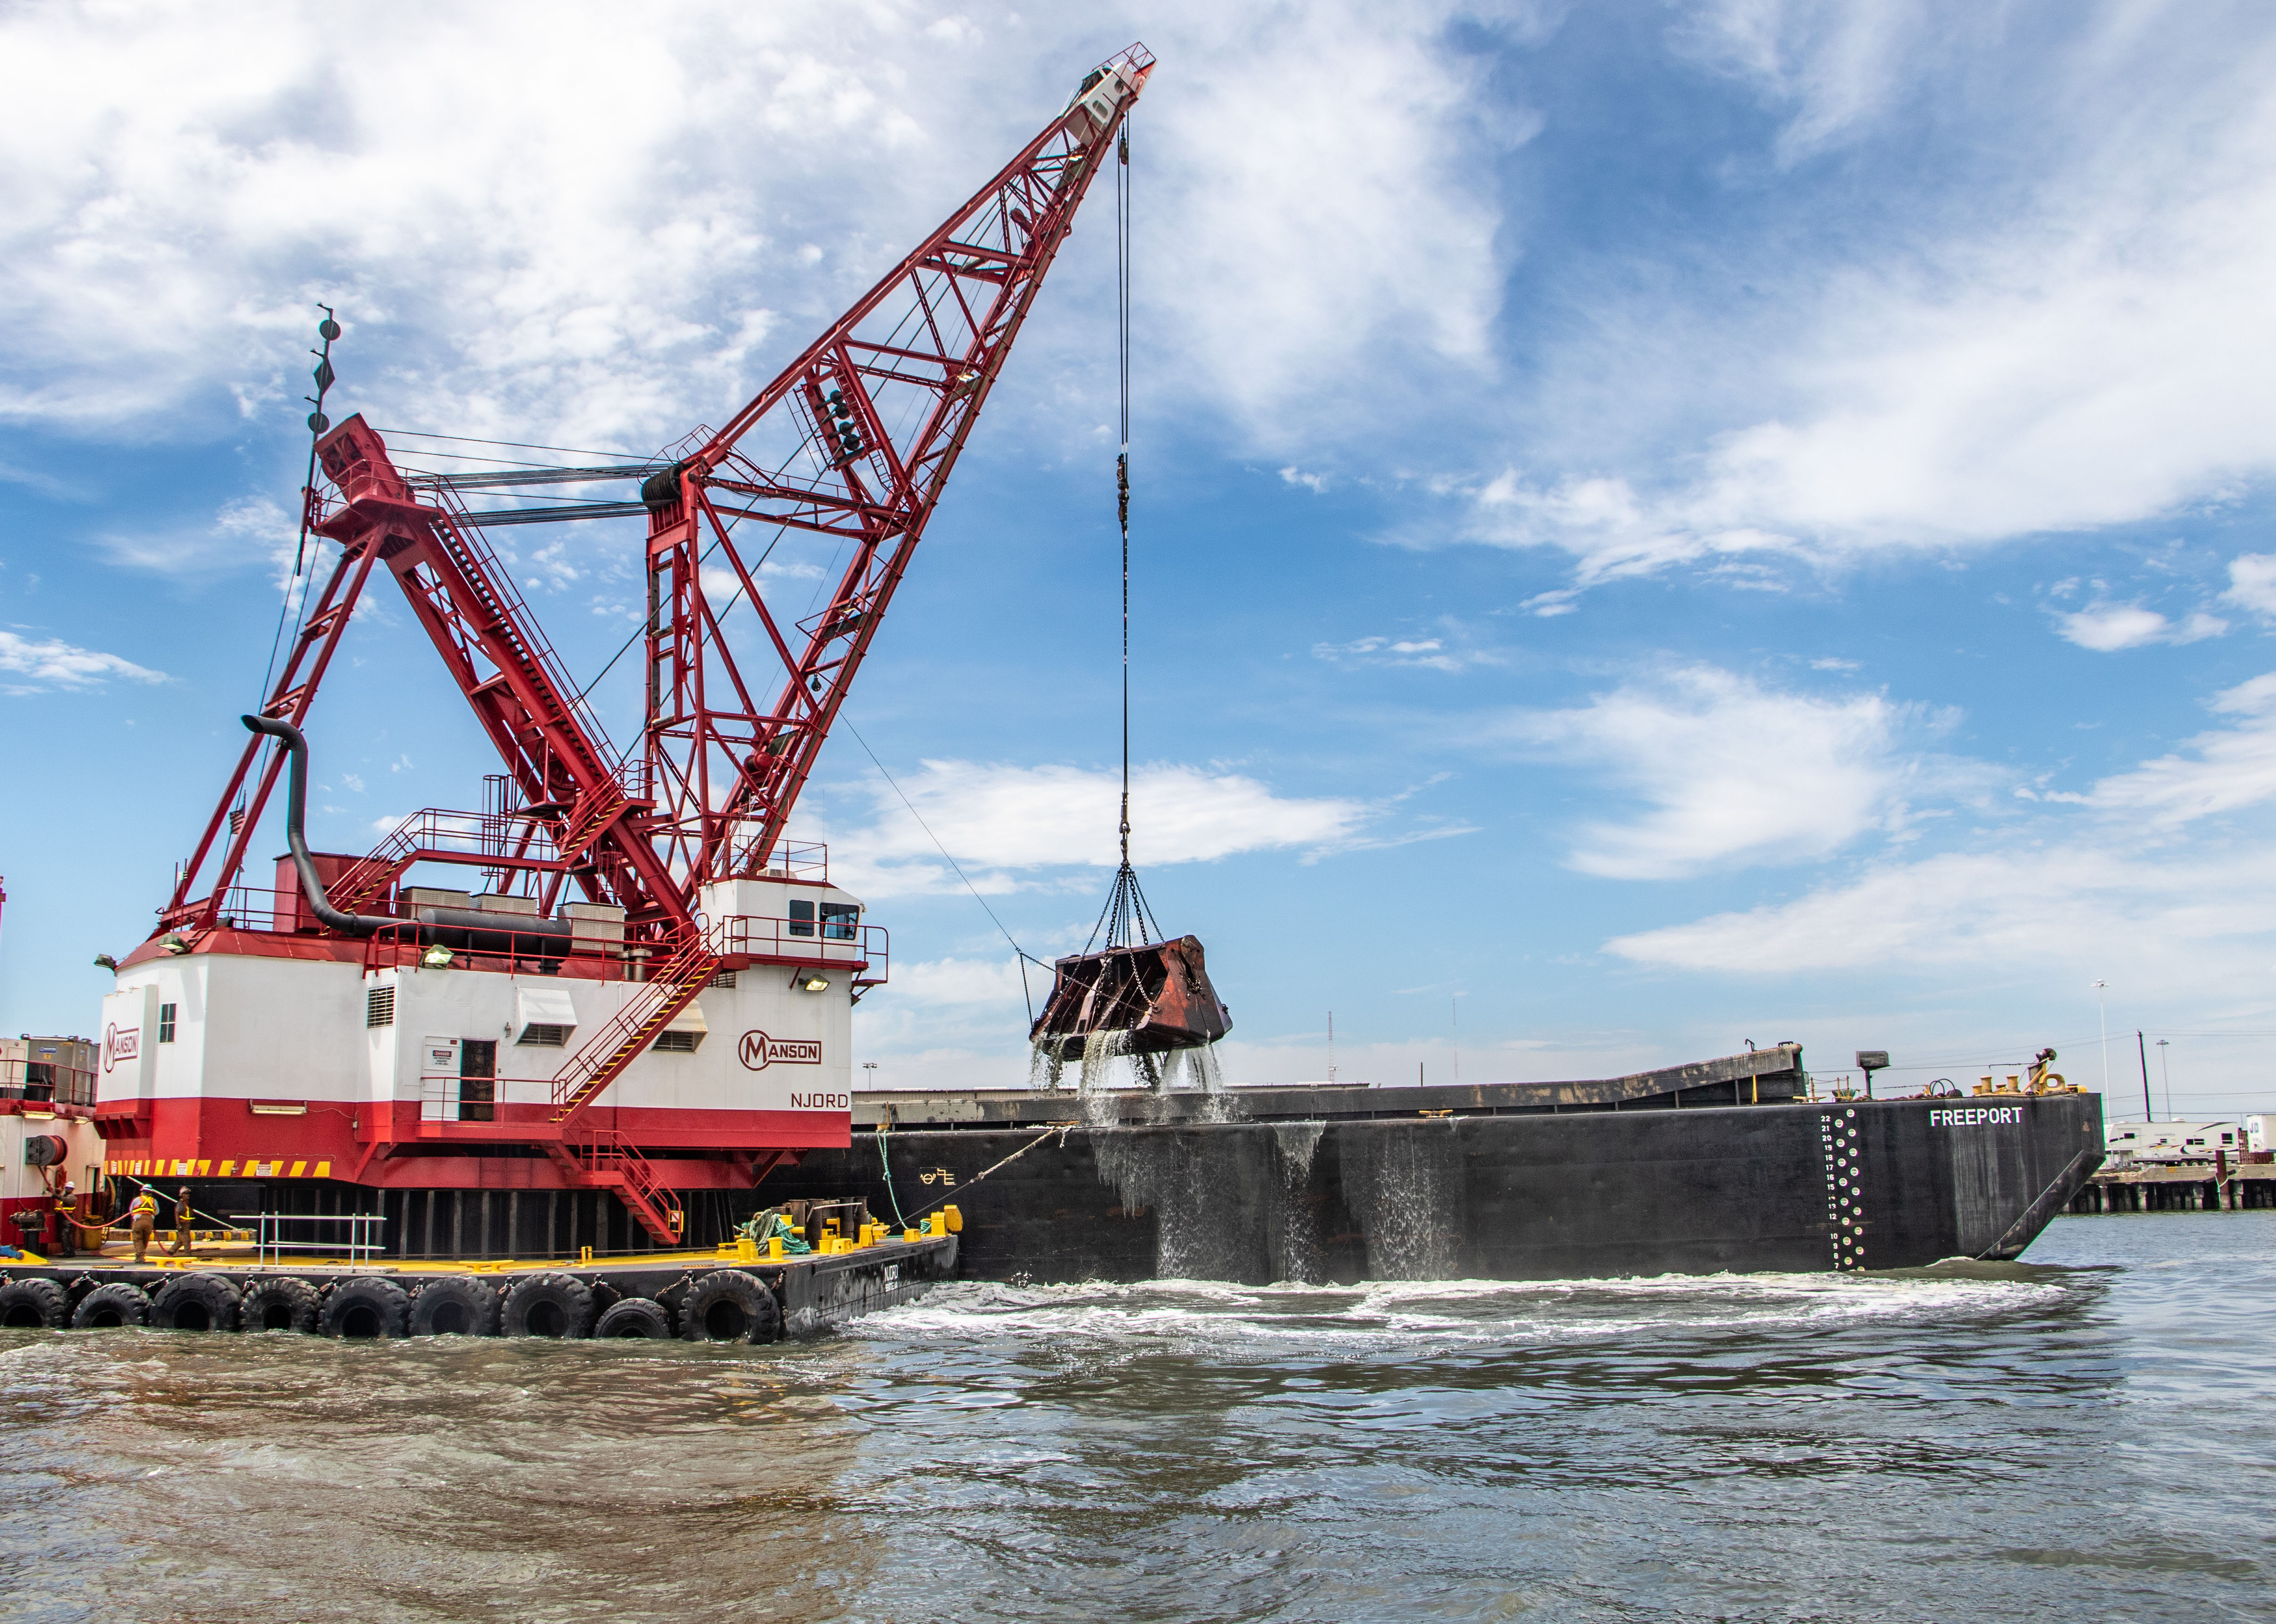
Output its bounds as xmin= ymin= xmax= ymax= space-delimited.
xmin=5 ymin=0 xmax=2276 ymax=1122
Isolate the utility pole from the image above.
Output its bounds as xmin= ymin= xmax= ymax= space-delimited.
xmin=2156 ymin=1038 xmax=2172 ymax=1120
xmin=2092 ymin=980 xmax=2109 ymax=1094
xmin=2137 ymin=1031 xmax=2152 ymax=1122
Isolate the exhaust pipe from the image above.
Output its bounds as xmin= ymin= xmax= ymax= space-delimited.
xmin=241 ymin=714 xmax=574 ymax=952
xmin=243 ymin=714 xmax=393 ymax=938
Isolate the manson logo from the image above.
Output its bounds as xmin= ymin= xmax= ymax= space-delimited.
xmin=102 ymin=1023 xmax=139 ymax=1073
xmin=737 ymin=1029 xmax=822 ymax=1071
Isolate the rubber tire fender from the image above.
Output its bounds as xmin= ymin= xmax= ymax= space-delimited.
xmin=241 ymin=1276 xmax=322 ymax=1334
xmin=71 ymin=1282 xmax=152 ymax=1330
xmin=151 ymin=1273 xmax=242 ymax=1332
xmin=501 ymin=1272 xmax=595 ymax=1338
xmin=410 ymin=1276 xmax=500 ymax=1337
xmin=678 ymin=1270 xmax=782 ymax=1344
xmin=593 ymin=1297 xmax=675 ymax=1339
xmin=0 ymin=1277 xmax=68 ymax=1329
xmin=321 ymin=1277 xmax=411 ymax=1339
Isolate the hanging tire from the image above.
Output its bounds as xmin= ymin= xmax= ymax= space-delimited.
xmin=322 ymin=1277 xmax=410 ymax=1339
xmin=151 ymin=1273 xmax=242 ymax=1332
xmin=241 ymin=1276 xmax=322 ymax=1334
xmin=0 ymin=1277 xmax=67 ymax=1329
xmin=71 ymin=1282 xmax=151 ymax=1330
xmin=410 ymin=1276 xmax=500 ymax=1337
xmin=593 ymin=1297 xmax=674 ymax=1339
xmin=677 ymin=1270 xmax=781 ymax=1344
xmin=501 ymin=1272 xmax=595 ymax=1338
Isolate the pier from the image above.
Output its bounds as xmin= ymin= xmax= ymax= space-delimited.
xmin=2067 ymin=1164 xmax=2276 ymax=1213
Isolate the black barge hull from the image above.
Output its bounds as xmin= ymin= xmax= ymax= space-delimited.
xmin=768 ymin=1048 xmax=2103 ymax=1283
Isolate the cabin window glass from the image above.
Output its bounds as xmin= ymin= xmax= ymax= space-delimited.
xmin=821 ymin=902 xmax=859 ymax=941
xmin=789 ymin=899 xmax=815 ymax=937
xmin=459 ymin=1038 xmax=496 ymax=1123
xmin=158 ymin=1003 xmax=177 ymax=1042
xmin=654 ymin=1030 xmax=702 ymax=1053
xmin=367 ymin=986 xmax=395 ymax=1028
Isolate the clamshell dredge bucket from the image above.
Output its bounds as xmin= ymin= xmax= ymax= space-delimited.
xmin=1029 ymin=935 xmax=1232 ymax=1062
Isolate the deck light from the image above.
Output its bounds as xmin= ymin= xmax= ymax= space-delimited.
xmin=422 ymin=944 xmax=454 ymax=968
xmin=799 ymin=972 xmax=831 ymax=993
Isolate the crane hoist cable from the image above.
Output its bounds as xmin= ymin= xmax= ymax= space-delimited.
xmin=1081 ymin=115 xmax=1162 ymax=958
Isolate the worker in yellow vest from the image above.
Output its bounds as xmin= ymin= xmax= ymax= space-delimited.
xmin=169 ymin=1185 xmax=194 ymax=1256
xmin=128 ymin=1187 xmax=160 ymax=1263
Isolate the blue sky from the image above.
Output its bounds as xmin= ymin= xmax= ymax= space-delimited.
xmin=6 ymin=1 xmax=2276 ymax=1120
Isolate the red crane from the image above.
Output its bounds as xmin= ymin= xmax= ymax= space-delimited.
xmin=149 ymin=45 xmax=1155 ymax=1239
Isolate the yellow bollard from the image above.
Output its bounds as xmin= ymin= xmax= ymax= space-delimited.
xmin=768 ymin=1233 xmax=784 ymax=1260
xmin=941 ymin=1204 xmax=963 ymax=1234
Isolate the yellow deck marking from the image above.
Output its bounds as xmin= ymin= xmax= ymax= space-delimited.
xmin=313 ymin=1161 xmax=331 ymax=1178
xmin=288 ymin=1161 xmax=307 ymax=1178
xmin=219 ymin=1160 xmax=235 ymax=1177
xmin=196 ymin=1161 xmax=210 ymax=1176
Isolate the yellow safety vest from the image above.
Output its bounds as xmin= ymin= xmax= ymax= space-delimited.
xmin=130 ymin=1193 xmax=159 ymax=1219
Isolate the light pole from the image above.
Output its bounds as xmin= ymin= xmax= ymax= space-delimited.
xmin=2092 ymin=980 xmax=2109 ymax=1095
xmin=861 ymin=1061 xmax=878 ymax=1092
xmin=2156 ymin=1039 xmax=2171 ymax=1121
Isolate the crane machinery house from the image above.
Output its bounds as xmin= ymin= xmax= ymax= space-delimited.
xmin=90 ymin=44 xmax=1160 ymax=1258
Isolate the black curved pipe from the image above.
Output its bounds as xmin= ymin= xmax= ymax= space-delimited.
xmin=243 ymin=714 xmax=393 ymax=938
xmin=243 ymin=714 xmax=576 ymax=953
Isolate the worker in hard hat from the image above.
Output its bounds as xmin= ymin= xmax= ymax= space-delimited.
xmin=128 ymin=1186 xmax=160 ymax=1263
xmin=49 ymin=1175 xmax=76 ymax=1258
xmin=169 ymin=1184 xmax=194 ymax=1255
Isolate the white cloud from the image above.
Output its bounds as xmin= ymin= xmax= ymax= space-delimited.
xmin=818 ymin=758 xmax=1370 ymax=899
xmin=1448 ymin=4 xmax=2276 ymax=593
xmin=0 ymin=4 xmax=1515 ymax=470
xmin=2226 ymin=553 xmax=2276 ymax=617
xmin=889 ymin=956 xmax=1029 ymax=1011
xmin=2053 ymin=603 xmax=2227 ymax=651
xmin=1495 ymin=665 xmax=1958 ymax=879
xmin=2082 ymin=672 xmax=2276 ymax=825
xmin=0 ymin=629 xmax=168 ymax=692
xmin=1312 ymin=630 xmax=1500 ymax=672
xmin=1606 ymin=668 xmax=2276 ymax=997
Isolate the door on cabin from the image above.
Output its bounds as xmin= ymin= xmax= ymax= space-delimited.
xmin=459 ymin=1038 xmax=497 ymax=1123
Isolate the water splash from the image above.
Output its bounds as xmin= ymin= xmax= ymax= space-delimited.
xmin=1342 ymin=1120 xmax=1467 ymax=1281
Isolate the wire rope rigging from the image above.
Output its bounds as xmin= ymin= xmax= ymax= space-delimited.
xmin=1028 ymin=112 xmax=1233 ymax=1075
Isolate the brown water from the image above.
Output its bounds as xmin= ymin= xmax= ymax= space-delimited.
xmin=4 ymin=1212 xmax=2271 ymax=1622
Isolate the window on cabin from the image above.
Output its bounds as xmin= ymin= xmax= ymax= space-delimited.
xmin=821 ymin=901 xmax=859 ymax=941
xmin=789 ymin=899 xmax=815 ymax=937
xmin=159 ymin=1004 xmax=177 ymax=1043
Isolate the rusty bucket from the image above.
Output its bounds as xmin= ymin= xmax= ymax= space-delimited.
xmin=1028 ymin=934 xmax=1232 ymax=1061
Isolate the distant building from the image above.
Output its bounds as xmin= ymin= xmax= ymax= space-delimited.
xmin=0 ymin=1035 xmax=97 ymax=1107
xmin=2106 ymin=1120 xmax=2241 ymax=1165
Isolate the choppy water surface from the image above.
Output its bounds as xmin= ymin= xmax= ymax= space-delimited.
xmin=4 ymin=1213 xmax=2272 ymax=1622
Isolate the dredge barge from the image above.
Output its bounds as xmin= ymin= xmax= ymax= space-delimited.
xmin=23 ymin=48 xmax=1161 ymax=1336
xmin=767 ymin=1047 xmax=2105 ymax=1284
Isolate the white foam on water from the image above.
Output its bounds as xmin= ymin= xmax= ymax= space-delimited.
xmin=852 ymin=1268 xmax=2065 ymax=1360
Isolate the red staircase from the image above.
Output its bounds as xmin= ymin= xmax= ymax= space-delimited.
xmin=545 ymin=1128 xmax=684 ymax=1248
xmin=547 ymin=931 xmax=720 ymax=1125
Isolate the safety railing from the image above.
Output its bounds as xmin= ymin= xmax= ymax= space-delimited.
xmin=711 ymin=914 xmax=882 ymax=966
xmin=0 ymin=1057 xmax=98 ymax=1108
xmin=418 ymin=1073 xmax=498 ymax=1124
xmin=237 ymin=1211 xmax=388 ymax=1267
